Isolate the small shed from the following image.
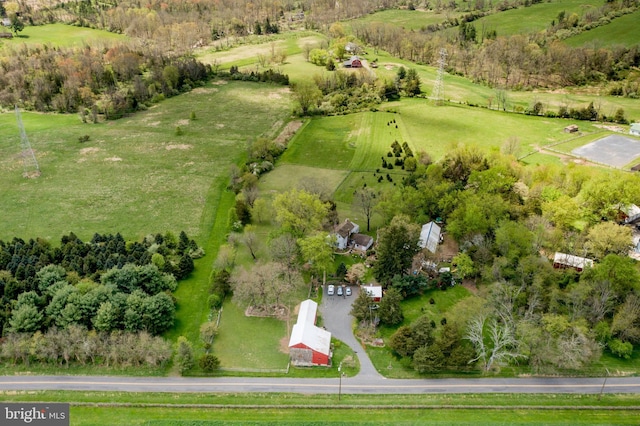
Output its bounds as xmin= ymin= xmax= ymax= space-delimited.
xmin=418 ymin=222 xmax=441 ymax=253
xmin=631 ymin=123 xmax=640 ymax=137
xmin=343 ymin=56 xmax=362 ymax=68
xmin=361 ymin=284 xmax=382 ymax=302
xmin=2 ymin=18 xmax=11 ymax=27
xmin=564 ymin=125 xmax=579 ymax=134
xmin=0 ymin=32 xmax=12 ymax=39
xmin=352 ymin=233 xmax=373 ymax=252
xmin=552 ymin=252 xmax=594 ymax=272
xmin=620 ymin=204 xmax=640 ymax=224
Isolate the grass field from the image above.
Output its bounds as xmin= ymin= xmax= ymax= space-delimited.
xmin=0 ymin=23 xmax=126 ymax=48
xmin=0 ymin=81 xmax=291 ymax=242
xmin=564 ymin=9 xmax=640 ymax=47
xmin=2 ymin=391 xmax=640 ymax=424
xmin=464 ymin=0 xmax=603 ymax=37
xmin=353 ymin=8 xmax=458 ymax=31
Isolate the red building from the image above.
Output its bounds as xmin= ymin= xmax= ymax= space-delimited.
xmin=288 ymin=300 xmax=332 ymax=366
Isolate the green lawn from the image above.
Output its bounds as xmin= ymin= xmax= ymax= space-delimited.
xmin=212 ymin=299 xmax=290 ymax=371
xmin=0 ymin=23 xmax=126 ymax=48
xmin=564 ymin=9 xmax=640 ymax=47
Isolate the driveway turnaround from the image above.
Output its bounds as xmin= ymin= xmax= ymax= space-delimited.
xmin=321 ymin=285 xmax=381 ymax=378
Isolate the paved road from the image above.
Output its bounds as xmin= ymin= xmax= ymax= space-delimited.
xmin=1 ymin=375 xmax=640 ymax=394
xmin=321 ymin=285 xmax=381 ymax=378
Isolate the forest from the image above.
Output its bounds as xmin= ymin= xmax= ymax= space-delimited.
xmin=0 ymin=231 xmax=201 ymax=366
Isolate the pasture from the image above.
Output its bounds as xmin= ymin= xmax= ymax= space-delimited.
xmin=0 ymin=23 xmax=126 ymax=48
xmin=465 ymin=0 xmax=603 ymax=37
xmin=353 ymin=7 xmax=458 ymax=31
xmin=564 ymin=9 xmax=640 ymax=47
xmin=0 ymin=81 xmax=292 ymax=242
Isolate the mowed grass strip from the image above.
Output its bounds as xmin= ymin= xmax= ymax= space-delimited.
xmin=0 ymin=81 xmax=292 ymax=242
xmin=59 ymin=405 xmax=640 ymax=425
xmin=279 ymin=114 xmax=361 ymax=169
xmin=0 ymin=23 xmax=126 ymax=48
xmin=353 ymin=8 xmax=460 ymax=31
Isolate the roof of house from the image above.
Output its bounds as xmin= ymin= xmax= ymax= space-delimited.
xmin=297 ymin=299 xmax=318 ymax=326
xmin=553 ymin=252 xmax=594 ymax=269
xmin=631 ymin=123 xmax=640 ymax=131
xmin=418 ymin=222 xmax=441 ymax=253
xmin=362 ymin=285 xmax=383 ymax=299
xmin=288 ymin=320 xmax=331 ymax=355
xmin=336 ymin=219 xmax=357 ymax=238
xmin=352 ymin=233 xmax=373 ymax=248
xmin=343 ymin=56 xmax=362 ymax=66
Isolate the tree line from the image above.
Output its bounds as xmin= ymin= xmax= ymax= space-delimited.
xmin=352 ymin=0 xmax=640 ymax=91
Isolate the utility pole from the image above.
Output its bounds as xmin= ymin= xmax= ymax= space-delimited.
xmin=15 ymin=105 xmax=41 ymax=178
xmin=429 ymin=48 xmax=447 ymax=106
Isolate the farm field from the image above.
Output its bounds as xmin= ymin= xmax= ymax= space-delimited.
xmin=353 ymin=7 xmax=457 ymax=30
xmin=0 ymin=23 xmax=126 ymax=48
xmin=564 ymin=9 xmax=640 ymax=47
xmin=464 ymin=0 xmax=603 ymax=37
xmin=0 ymin=81 xmax=292 ymax=242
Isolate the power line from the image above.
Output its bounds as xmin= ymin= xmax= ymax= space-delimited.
xmin=15 ymin=105 xmax=41 ymax=178
xmin=429 ymin=48 xmax=447 ymax=106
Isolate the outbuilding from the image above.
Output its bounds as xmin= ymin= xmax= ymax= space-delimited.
xmin=418 ymin=221 xmax=441 ymax=253
xmin=288 ymin=299 xmax=332 ymax=366
xmin=361 ymin=284 xmax=382 ymax=302
xmin=631 ymin=123 xmax=640 ymax=137
xmin=343 ymin=56 xmax=362 ymax=68
xmin=552 ymin=252 xmax=594 ymax=272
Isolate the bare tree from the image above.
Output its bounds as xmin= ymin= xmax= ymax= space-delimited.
xmin=353 ymin=187 xmax=378 ymax=232
xmin=241 ymin=225 xmax=260 ymax=261
xmin=466 ymin=315 xmax=525 ymax=371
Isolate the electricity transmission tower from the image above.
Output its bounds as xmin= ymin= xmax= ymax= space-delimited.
xmin=15 ymin=105 xmax=41 ymax=178
xmin=429 ymin=48 xmax=447 ymax=106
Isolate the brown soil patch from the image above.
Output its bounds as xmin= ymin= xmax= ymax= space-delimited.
xmin=105 ymin=157 xmax=122 ymax=162
xmin=245 ymin=304 xmax=288 ymax=320
xmin=80 ymin=147 xmax=101 ymax=155
xmin=279 ymin=336 xmax=290 ymax=354
xmin=274 ymin=120 xmax=303 ymax=146
xmin=147 ymin=121 xmax=161 ymax=127
xmin=166 ymin=144 xmax=192 ymax=151
xmin=216 ymin=123 xmax=225 ymax=129
xmin=461 ymin=278 xmax=479 ymax=294
xmin=191 ymin=87 xmax=219 ymax=94
xmin=212 ymin=80 xmax=228 ymax=85
xmin=175 ymin=119 xmax=189 ymax=126
xmin=437 ymin=234 xmax=459 ymax=263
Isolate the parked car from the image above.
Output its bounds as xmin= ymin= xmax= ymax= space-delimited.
xmin=345 ymin=287 xmax=352 ymax=296
xmin=327 ymin=285 xmax=335 ymax=296
xmin=337 ymin=286 xmax=343 ymax=296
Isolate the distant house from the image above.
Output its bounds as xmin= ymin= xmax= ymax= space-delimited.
xmin=352 ymin=233 xmax=373 ymax=252
xmin=418 ymin=222 xmax=441 ymax=253
xmin=345 ymin=42 xmax=359 ymax=55
xmin=1 ymin=18 xmax=11 ymax=27
xmin=361 ymin=284 xmax=382 ymax=302
xmin=631 ymin=123 xmax=640 ymax=137
xmin=620 ymin=204 xmax=640 ymax=224
xmin=335 ymin=219 xmax=359 ymax=250
xmin=288 ymin=299 xmax=332 ymax=366
xmin=552 ymin=252 xmax=594 ymax=272
xmin=564 ymin=125 xmax=579 ymax=134
xmin=343 ymin=56 xmax=362 ymax=68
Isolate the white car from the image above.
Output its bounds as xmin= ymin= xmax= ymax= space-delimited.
xmin=327 ymin=285 xmax=335 ymax=296
xmin=345 ymin=287 xmax=352 ymax=296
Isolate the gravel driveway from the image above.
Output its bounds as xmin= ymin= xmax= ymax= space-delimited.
xmin=320 ymin=285 xmax=382 ymax=378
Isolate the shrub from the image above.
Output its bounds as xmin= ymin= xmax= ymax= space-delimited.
xmin=78 ymin=135 xmax=90 ymax=143
xmin=199 ymin=354 xmax=220 ymax=372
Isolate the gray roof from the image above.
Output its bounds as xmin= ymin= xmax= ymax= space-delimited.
xmin=418 ymin=222 xmax=441 ymax=253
